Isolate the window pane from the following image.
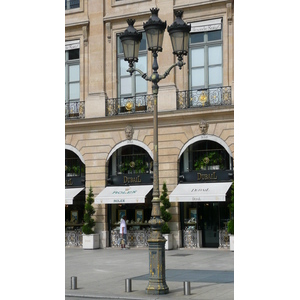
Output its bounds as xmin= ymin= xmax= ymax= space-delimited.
xmin=69 ymin=64 xmax=80 ymax=82
xmin=120 ymin=59 xmax=129 ymax=76
xmin=208 ymin=30 xmax=221 ymax=41
xmin=191 ymin=48 xmax=204 ymax=67
xmin=118 ymin=36 xmax=123 ymax=54
xmin=121 ymin=77 xmax=132 ymax=95
xmin=191 ymin=32 xmax=204 ymax=43
xmin=192 ymin=68 xmax=204 ymax=87
xmin=208 ymin=46 xmax=222 ymax=65
xmin=136 ymin=55 xmax=146 ymax=72
xmin=68 ymin=49 xmax=79 ymax=60
xmin=136 ymin=75 xmax=147 ymax=93
xmin=69 ymin=82 xmax=80 ymax=100
xmin=209 ymin=66 xmax=222 ymax=85
xmin=139 ymin=33 xmax=147 ymax=51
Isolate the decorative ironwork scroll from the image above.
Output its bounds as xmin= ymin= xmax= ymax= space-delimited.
xmin=65 ymin=101 xmax=85 ymax=119
xmin=65 ymin=228 xmax=83 ymax=247
xmin=219 ymin=229 xmax=230 ymax=249
xmin=183 ymin=227 xmax=197 ymax=248
xmin=106 ymin=94 xmax=154 ymax=116
xmin=111 ymin=228 xmax=151 ymax=248
xmin=177 ymin=86 xmax=232 ymax=110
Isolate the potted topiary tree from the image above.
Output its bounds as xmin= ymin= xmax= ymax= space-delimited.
xmin=82 ymin=187 xmax=100 ymax=249
xmin=160 ymin=182 xmax=173 ymax=250
xmin=227 ymin=181 xmax=234 ymax=251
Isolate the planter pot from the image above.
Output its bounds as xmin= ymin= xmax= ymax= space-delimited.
xmin=163 ymin=234 xmax=173 ymax=250
xmin=83 ymin=233 xmax=100 ymax=249
xmin=230 ymin=235 xmax=234 ymax=251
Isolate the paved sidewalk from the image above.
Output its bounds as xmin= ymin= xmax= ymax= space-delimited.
xmin=65 ymin=247 xmax=234 ymax=300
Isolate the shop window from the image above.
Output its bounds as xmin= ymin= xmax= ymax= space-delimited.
xmin=65 ymin=150 xmax=85 ymax=177
xmin=181 ymin=140 xmax=230 ymax=172
xmin=109 ymin=145 xmax=152 ymax=176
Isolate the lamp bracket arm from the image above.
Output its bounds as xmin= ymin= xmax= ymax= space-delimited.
xmin=159 ymin=61 xmax=186 ymax=81
xmin=127 ymin=67 xmax=150 ymax=80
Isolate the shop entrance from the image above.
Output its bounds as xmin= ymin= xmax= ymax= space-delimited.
xmin=180 ymin=201 xmax=229 ymax=248
xmin=199 ymin=203 xmax=220 ymax=247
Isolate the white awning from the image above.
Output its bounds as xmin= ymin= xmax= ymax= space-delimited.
xmin=95 ymin=185 xmax=153 ymax=204
xmin=169 ymin=182 xmax=232 ymax=202
xmin=65 ymin=187 xmax=84 ymax=205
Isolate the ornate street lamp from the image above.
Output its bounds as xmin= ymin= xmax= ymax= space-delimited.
xmin=119 ymin=19 xmax=142 ymax=69
xmin=120 ymin=8 xmax=190 ymax=295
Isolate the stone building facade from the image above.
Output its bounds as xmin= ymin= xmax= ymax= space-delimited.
xmin=65 ymin=0 xmax=234 ymax=249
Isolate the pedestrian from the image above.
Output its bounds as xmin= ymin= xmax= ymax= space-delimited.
xmin=120 ymin=215 xmax=127 ymax=249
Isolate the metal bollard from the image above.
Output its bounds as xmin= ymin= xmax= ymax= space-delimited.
xmin=71 ymin=276 xmax=77 ymax=290
xmin=183 ymin=281 xmax=191 ymax=295
xmin=125 ymin=278 xmax=132 ymax=292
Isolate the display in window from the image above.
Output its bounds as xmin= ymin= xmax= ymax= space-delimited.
xmin=71 ymin=210 xmax=78 ymax=223
xmin=135 ymin=209 xmax=144 ymax=223
xmin=118 ymin=209 xmax=126 ymax=221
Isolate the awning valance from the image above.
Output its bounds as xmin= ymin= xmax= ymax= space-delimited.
xmin=169 ymin=182 xmax=232 ymax=202
xmin=65 ymin=187 xmax=84 ymax=205
xmin=95 ymin=185 xmax=153 ymax=204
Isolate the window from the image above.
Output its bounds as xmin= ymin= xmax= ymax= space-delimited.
xmin=181 ymin=140 xmax=230 ymax=172
xmin=189 ymin=20 xmax=223 ymax=90
xmin=117 ymin=32 xmax=148 ymax=100
xmin=65 ymin=47 xmax=80 ymax=104
xmin=109 ymin=145 xmax=152 ymax=176
xmin=65 ymin=0 xmax=80 ymax=10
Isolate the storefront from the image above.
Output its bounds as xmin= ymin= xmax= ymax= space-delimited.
xmin=65 ymin=147 xmax=86 ymax=246
xmin=95 ymin=141 xmax=154 ymax=247
xmin=170 ymin=136 xmax=233 ymax=248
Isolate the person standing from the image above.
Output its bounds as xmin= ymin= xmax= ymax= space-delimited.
xmin=120 ymin=215 xmax=127 ymax=249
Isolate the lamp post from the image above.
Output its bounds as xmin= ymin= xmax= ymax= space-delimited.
xmin=120 ymin=8 xmax=190 ymax=295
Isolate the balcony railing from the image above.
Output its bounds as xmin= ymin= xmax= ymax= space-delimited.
xmin=177 ymin=86 xmax=232 ymax=110
xmin=65 ymin=101 xmax=85 ymax=119
xmin=106 ymin=94 xmax=154 ymax=116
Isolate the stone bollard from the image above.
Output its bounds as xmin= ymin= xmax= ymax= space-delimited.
xmin=183 ymin=281 xmax=191 ymax=295
xmin=125 ymin=278 xmax=132 ymax=293
xmin=125 ymin=278 xmax=132 ymax=292
xmin=71 ymin=276 xmax=77 ymax=290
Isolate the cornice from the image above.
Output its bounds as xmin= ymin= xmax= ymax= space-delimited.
xmin=103 ymin=11 xmax=149 ymax=22
xmin=174 ymin=0 xmax=232 ymax=10
xmin=65 ymin=106 xmax=234 ymax=134
xmin=65 ymin=19 xmax=89 ymax=28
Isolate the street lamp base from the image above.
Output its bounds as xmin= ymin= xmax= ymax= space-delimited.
xmin=145 ymin=233 xmax=169 ymax=295
xmin=146 ymin=282 xmax=169 ymax=295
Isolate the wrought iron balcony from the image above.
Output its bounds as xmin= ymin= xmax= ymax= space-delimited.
xmin=177 ymin=86 xmax=232 ymax=110
xmin=106 ymin=94 xmax=154 ymax=116
xmin=65 ymin=101 xmax=85 ymax=119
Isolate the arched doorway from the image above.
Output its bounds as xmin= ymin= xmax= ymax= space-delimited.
xmin=65 ymin=148 xmax=86 ymax=246
xmin=170 ymin=137 xmax=233 ymax=248
xmin=101 ymin=144 xmax=153 ymax=247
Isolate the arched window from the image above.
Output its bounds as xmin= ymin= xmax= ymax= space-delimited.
xmin=180 ymin=140 xmax=231 ymax=173
xmin=108 ymin=145 xmax=152 ymax=177
xmin=65 ymin=149 xmax=85 ymax=177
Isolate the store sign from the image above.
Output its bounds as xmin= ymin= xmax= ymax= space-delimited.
xmin=123 ymin=175 xmax=142 ymax=184
xmin=65 ymin=176 xmax=85 ymax=187
xmin=197 ymin=172 xmax=218 ymax=181
xmin=181 ymin=171 xmax=233 ymax=183
xmin=109 ymin=173 xmax=152 ymax=186
xmin=95 ymin=185 xmax=153 ymax=204
xmin=65 ymin=178 xmax=73 ymax=186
